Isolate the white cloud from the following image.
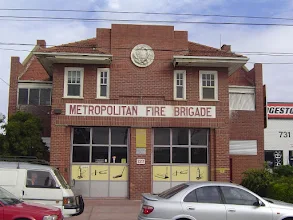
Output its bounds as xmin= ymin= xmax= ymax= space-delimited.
xmin=0 ymin=0 xmax=292 ymax=118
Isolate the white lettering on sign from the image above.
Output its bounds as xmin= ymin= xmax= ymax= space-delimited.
xmin=137 ymin=159 xmax=145 ymax=165
xmin=65 ymin=104 xmax=216 ymax=118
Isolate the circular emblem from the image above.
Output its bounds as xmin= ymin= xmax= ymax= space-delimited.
xmin=131 ymin=44 xmax=155 ymax=67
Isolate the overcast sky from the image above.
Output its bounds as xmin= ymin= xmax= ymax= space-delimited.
xmin=1 ymin=0 xmax=293 ymax=117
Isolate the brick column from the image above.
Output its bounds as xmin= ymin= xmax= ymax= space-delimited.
xmin=8 ymin=57 xmax=22 ymax=118
xmin=214 ymin=127 xmax=230 ymax=181
xmin=50 ymin=118 xmax=71 ymax=182
xmin=129 ymin=127 xmax=152 ymax=200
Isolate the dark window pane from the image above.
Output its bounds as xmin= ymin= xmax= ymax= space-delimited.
xmin=184 ymin=190 xmax=197 ymax=202
xmin=176 ymin=86 xmax=183 ymax=98
xmin=29 ymin=89 xmax=40 ymax=105
xmin=100 ymin=85 xmax=107 ymax=97
xmin=18 ymin=88 xmax=28 ymax=105
xmin=111 ymin=127 xmax=128 ymax=145
xmin=154 ymin=128 xmax=170 ymax=145
xmin=154 ymin=147 xmax=170 ymax=163
xmin=68 ymin=84 xmax=80 ymax=96
xmin=158 ymin=184 xmax=189 ymax=199
xmin=265 ymin=150 xmax=283 ymax=168
xmin=172 ymin=147 xmax=189 ymax=163
xmin=172 ymin=128 xmax=188 ymax=145
xmin=290 ymin=151 xmax=293 ymax=166
xmin=195 ymin=186 xmax=222 ymax=204
xmin=26 ymin=170 xmax=56 ymax=188
xmin=191 ymin=148 xmax=207 ymax=164
xmin=73 ymin=128 xmax=90 ymax=144
xmin=72 ymin=146 xmax=90 ymax=162
xmin=111 ymin=147 xmax=127 ymax=163
xmin=202 ymin=88 xmax=215 ymax=99
xmin=92 ymin=127 xmax=109 ymax=144
xmin=40 ymin=89 xmax=51 ymax=105
xmin=92 ymin=146 xmax=109 ymax=163
xmin=220 ymin=187 xmax=258 ymax=206
xmin=191 ymin=129 xmax=208 ymax=145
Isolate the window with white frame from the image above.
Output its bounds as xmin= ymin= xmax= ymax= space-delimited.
xmin=97 ymin=68 xmax=110 ymax=98
xmin=199 ymin=71 xmax=218 ymax=100
xmin=174 ymin=70 xmax=186 ymax=100
xmin=229 ymin=86 xmax=255 ymax=111
xmin=64 ymin=67 xmax=84 ymax=98
xmin=18 ymin=83 xmax=52 ymax=106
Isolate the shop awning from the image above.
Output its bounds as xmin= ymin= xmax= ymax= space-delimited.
xmin=34 ymin=52 xmax=113 ymax=76
xmin=173 ymin=56 xmax=249 ymax=76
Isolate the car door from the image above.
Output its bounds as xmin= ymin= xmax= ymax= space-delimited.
xmin=0 ymin=203 xmax=3 ymax=220
xmin=22 ymin=170 xmax=63 ymax=208
xmin=220 ymin=186 xmax=273 ymax=220
xmin=181 ymin=186 xmax=227 ymax=220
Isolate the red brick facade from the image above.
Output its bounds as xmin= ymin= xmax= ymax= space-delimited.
xmin=8 ymin=24 xmax=264 ymax=199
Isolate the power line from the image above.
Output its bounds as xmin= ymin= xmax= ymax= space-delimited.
xmin=1 ymin=15 xmax=293 ymax=26
xmin=2 ymin=42 xmax=293 ymax=64
xmin=0 ymin=77 xmax=9 ymax=86
xmin=0 ymin=8 xmax=293 ymax=21
xmin=2 ymin=41 xmax=293 ymax=56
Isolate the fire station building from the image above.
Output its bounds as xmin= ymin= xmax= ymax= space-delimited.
xmin=8 ymin=24 xmax=265 ymax=199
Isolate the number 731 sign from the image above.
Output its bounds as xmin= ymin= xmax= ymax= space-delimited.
xmin=279 ymin=131 xmax=291 ymax=138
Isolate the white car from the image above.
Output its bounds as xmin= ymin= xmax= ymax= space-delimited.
xmin=138 ymin=181 xmax=293 ymax=220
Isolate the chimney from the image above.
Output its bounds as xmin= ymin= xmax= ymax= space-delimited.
xmin=221 ymin=44 xmax=231 ymax=52
xmin=37 ymin=40 xmax=46 ymax=48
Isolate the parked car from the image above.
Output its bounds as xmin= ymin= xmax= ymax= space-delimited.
xmin=0 ymin=186 xmax=63 ymax=220
xmin=138 ymin=181 xmax=293 ymax=220
xmin=0 ymin=161 xmax=84 ymax=218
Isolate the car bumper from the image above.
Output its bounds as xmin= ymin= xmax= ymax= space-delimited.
xmin=138 ymin=215 xmax=169 ymax=220
xmin=63 ymin=195 xmax=85 ymax=217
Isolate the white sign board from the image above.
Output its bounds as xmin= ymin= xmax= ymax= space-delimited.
xmin=65 ymin=103 xmax=216 ymax=118
xmin=136 ymin=159 xmax=145 ymax=165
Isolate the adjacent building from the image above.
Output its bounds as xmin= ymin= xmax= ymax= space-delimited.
xmin=265 ymin=102 xmax=293 ymax=168
xmin=8 ymin=24 xmax=266 ymax=199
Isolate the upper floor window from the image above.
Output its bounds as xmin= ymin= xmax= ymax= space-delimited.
xmin=97 ymin=68 xmax=110 ymax=99
xmin=174 ymin=70 xmax=186 ymax=100
xmin=18 ymin=88 xmax=51 ymax=106
xmin=64 ymin=67 xmax=84 ymax=98
xmin=229 ymin=86 xmax=255 ymax=111
xmin=199 ymin=71 xmax=218 ymax=101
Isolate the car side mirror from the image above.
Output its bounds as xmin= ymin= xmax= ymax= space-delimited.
xmin=253 ymin=199 xmax=263 ymax=207
xmin=71 ymin=179 xmax=75 ymax=187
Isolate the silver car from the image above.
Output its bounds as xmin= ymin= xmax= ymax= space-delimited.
xmin=138 ymin=181 xmax=293 ymax=220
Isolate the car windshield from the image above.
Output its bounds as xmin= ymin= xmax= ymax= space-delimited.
xmin=53 ymin=169 xmax=70 ymax=189
xmin=158 ymin=183 xmax=189 ymax=199
xmin=0 ymin=187 xmax=22 ymax=205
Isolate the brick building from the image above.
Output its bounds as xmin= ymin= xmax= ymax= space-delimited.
xmin=8 ymin=24 xmax=265 ymax=199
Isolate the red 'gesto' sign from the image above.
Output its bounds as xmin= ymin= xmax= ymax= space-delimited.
xmin=65 ymin=103 xmax=216 ymax=118
xmin=267 ymin=103 xmax=293 ymax=119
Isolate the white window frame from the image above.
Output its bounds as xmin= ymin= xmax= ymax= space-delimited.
xmin=199 ymin=70 xmax=218 ymax=101
xmin=17 ymin=83 xmax=52 ymax=106
xmin=63 ymin=67 xmax=84 ymax=99
xmin=173 ymin=70 xmax=186 ymax=100
xmin=229 ymin=86 xmax=256 ymax=111
xmin=97 ymin=68 xmax=110 ymax=99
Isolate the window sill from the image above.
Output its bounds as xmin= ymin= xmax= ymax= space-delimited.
xmin=96 ymin=97 xmax=110 ymax=100
xmin=62 ymin=96 xmax=84 ymax=100
xmin=174 ymin=98 xmax=187 ymax=101
xmin=199 ymin=99 xmax=219 ymax=102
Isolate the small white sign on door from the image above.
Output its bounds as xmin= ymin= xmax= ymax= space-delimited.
xmin=137 ymin=159 xmax=145 ymax=165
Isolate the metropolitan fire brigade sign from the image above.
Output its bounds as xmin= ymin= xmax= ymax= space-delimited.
xmin=65 ymin=103 xmax=216 ymax=118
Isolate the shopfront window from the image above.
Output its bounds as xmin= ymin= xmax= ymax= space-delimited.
xmin=72 ymin=127 xmax=128 ymax=164
xmin=153 ymin=128 xmax=208 ymax=164
xmin=265 ymin=150 xmax=283 ymax=168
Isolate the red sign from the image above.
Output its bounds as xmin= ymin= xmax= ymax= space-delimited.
xmin=267 ymin=103 xmax=293 ymax=119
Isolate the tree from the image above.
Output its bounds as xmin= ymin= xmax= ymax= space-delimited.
xmin=1 ymin=112 xmax=49 ymax=161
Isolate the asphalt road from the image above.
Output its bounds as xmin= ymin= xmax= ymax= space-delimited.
xmin=68 ymin=199 xmax=141 ymax=220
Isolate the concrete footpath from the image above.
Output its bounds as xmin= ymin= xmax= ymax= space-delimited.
xmin=68 ymin=199 xmax=141 ymax=220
